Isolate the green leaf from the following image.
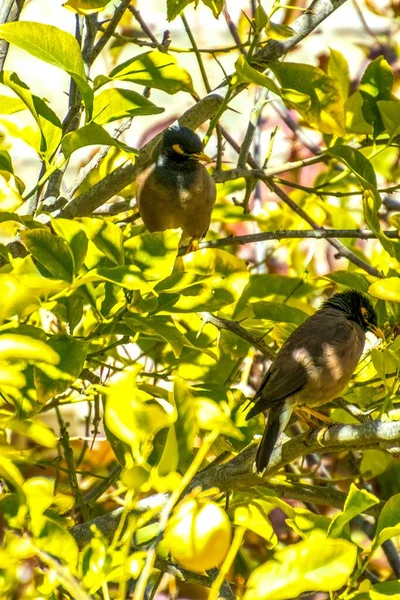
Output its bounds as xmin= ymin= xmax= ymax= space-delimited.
xmin=377 ymin=99 xmax=400 ymax=141
xmin=62 ymin=122 xmax=137 ymax=159
xmin=328 ymin=48 xmax=350 ymax=101
xmin=233 ymin=497 xmax=277 ymax=545
xmin=21 ymin=229 xmax=75 ymax=282
xmin=234 ymin=275 xmax=315 ymax=318
xmin=0 ymin=334 xmax=59 ymax=364
xmin=328 ymin=484 xmax=379 ymax=538
xmin=8 ymin=419 xmax=57 ymax=448
xmin=96 ymin=50 xmax=195 ymax=95
xmin=359 ymin=56 xmax=394 ymax=137
xmin=0 ymin=94 xmax=26 ymax=114
xmin=167 ymin=0 xmax=194 ymax=21
xmin=250 ymin=301 xmax=308 ymax=325
xmin=267 ymin=22 xmax=295 ymax=40
xmin=93 ymin=87 xmax=164 ymax=125
xmin=156 ymin=425 xmax=179 ymax=475
xmin=324 ymin=271 xmax=370 ymax=293
xmin=51 ymin=218 xmax=88 ymax=276
xmin=202 ymin=0 xmax=225 ymax=18
xmin=170 ymin=374 xmax=197 ymax=468
xmin=124 ymin=229 xmax=181 ymax=282
xmin=327 ymin=145 xmax=377 ymax=188
xmin=234 ymin=55 xmax=281 ymax=97
xmin=34 ymin=335 xmax=88 ymax=403
xmin=327 ymin=145 xmax=394 ymax=256
xmin=373 ymin=493 xmax=400 ymax=547
xmin=244 ymin=532 xmax=357 ymax=600
xmin=345 ymin=91 xmax=374 ymax=134
xmin=23 ymin=477 xmax=55 ymax=534
xmin=79 ymin=265 xmax=151 ymax=293
xmin=36 ymin=518 xmax=79 ymax=571
xmin=104 ymin=368 xmax=174 ymax=459
xmin=0 ymin=22 xmax=93 ymax=118
xmin=0 ymin=71 xmax=62 ymax=158
xmin=124 ymin=314 xmax=216 ymax=359
xmin=269 ymin=62 xmax=345 ymax=135
xmin=63 ymin=0 xmax=112 ymax=14
xmin=0 ymin=273 xmax=67 ymax=320
xmin=369 ymin=278 xmax=400 ymax=302
xmin=360 ymin=450 xmax=392 ymax=479
xmin=78 ymin=217 xmax=124 ymax=266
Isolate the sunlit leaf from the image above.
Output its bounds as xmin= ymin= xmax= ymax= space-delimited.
xmin=328 ymin=48 xmax=350 ymax=101
xmin=269 ymin=62 xmax=346 ymax=135
xmin=51 ymin=218 xmax=88 ymax=275
xmin=328 ymin=484 xmax=379 ymax=538
xmin=244 ymin=532 xmax=357 ymax=600
xmin=93 ymin=87 xmax=164 ymax=125
xmin=170 ymin=374 xmax=197 ymax=468
xmin=0 ymin=71 xmax=62 ymax=158
xmin=34 ymin=335 xmax=88 ymax=403
xmin=63 ymin=0 xmax=112 ymax=14
xmin=345 ymin=91 xmax=374 ymax=134
xmin=104 ymin=368 xmax=174 ymax=460
xmin=378 ymin=99 xmax=400 ymax=141
xmin=124 ymin=229 xmax=181 ymax=282
xmin=359 ymin=56 xmax=394 ymax=137
xmin=373 ymin=493 xmax=400 ymax=547
xmin=234 ymin=55 xmax=281 ymax=97
xmin=62 ymin=123 xmax=137 ymax=159
xmin=0 ymin=334 xmax=59 ymax=364
xmin=96 ymin=50 xmax=195 ymax=95
xmin=369 ymin=278 xmax=400 ymax=302
xmin=21 ymin=229 xmax=75 ymax=282
xmin=0 ymin=22 xmax=93 ymax=117
xmin=233 ymin=496 xmax=277 ymax=545
xmin=79 ymin=217 xmax=124 ymax=266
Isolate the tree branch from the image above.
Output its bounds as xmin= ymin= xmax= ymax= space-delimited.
xmin=71 ymin=419 xmax=399 ymax=554
xmin=201 ymin=228 xmax=399 ymax=249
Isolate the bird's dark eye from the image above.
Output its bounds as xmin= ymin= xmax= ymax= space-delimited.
xmin=361 ymin=307 xmax=370 ymax=322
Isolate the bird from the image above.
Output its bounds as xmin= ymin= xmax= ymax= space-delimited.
xmin=246 ymin=290 xmax=383 ymax=475
xmin=136 ymin=125 xmax=216 ymax=251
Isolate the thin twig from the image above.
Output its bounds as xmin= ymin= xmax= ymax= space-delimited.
xmin=200 ymin=312 xmax=275 ymax=359
xmin=86 ymin=0 xmax=132 ymax=66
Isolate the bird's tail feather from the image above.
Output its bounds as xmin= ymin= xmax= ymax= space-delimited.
xmin=255 ymin=401 xmax=293 ymax=475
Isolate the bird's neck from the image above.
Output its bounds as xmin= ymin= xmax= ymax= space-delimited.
xmin=320 ymin=306 xmax=365 ymax=330
xmin=157 ymin=154 xmax=198 ymax=172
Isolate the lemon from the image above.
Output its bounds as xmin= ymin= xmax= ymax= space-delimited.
xmin=163 ymin=498 xmax=231 ymax=573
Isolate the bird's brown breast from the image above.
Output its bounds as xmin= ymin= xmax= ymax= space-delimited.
xmin=136 ymin=161 xmax=216 ymax=239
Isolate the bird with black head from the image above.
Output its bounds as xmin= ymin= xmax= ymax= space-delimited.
xmin=246 ymin=290 xmax=383 ymax=474
xmin=136 ymin=125 xmax=216 ymax=251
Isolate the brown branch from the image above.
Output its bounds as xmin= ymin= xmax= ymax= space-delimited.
xmin=86 ymin=0 xmax=132 ymax=66
xmin=200 ymin=312 xmax=276 ymax=359
xmin=200 ymin=229 xmax=399 ymax=249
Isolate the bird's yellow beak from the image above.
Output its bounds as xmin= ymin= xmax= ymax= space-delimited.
xmin=191 ymin=151 xmax=213 ymax=163
xmin=369 ymin=324 xmax=384 ymax=339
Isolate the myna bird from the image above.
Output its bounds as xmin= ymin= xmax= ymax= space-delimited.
xmin=136 ymin=125 xmax=216 ymax=250
xmin=247 ymin=290 xmax=383 ymax=474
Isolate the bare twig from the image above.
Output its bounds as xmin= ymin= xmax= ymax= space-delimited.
xmin=200 ymin=312 xmax=276 ymax=359
xmin=86 ymin=0 xmax=132 ymax=66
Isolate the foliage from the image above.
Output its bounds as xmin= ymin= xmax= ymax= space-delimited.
xmin=0 ymin=0 xmax=400 ymax=599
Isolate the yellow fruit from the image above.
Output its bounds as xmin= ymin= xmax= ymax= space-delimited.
xmin=163 ymin=498 xmax=231 ymax=573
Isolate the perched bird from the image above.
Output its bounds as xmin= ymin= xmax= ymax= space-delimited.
xmin=136 ymin=125 xmax=216 ymax=250
xmin=246 ymin=290 xmax=383 ymax=474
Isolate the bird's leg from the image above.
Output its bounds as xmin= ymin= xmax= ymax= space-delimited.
xmin=300 ymin=406 xmax=334 ymax=424
xmin=293 ymin=407 xmax=316 ymax=429
xmin=185 ymin=238 xmax=200 ymax=254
